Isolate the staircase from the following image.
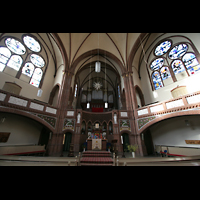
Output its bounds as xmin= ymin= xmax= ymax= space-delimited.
xmin=80 ymin=151 xmax=113 ymax=166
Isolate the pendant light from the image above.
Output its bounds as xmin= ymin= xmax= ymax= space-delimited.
xmin=87 ymin=54 xmax=92 ymax=109
xmin=95 ymin=61 xmax=101 ymax=73
xmin=95 ymin=33 xmax=101 ymax=73
xmin=104 ymin=51 xmax=108 ymax=109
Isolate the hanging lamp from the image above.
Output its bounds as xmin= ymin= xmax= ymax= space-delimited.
xmin=104 ymin=51 xmax=108 ymax=108
xmin=87 ymin=54 xmax=92 ymax=109
xmin=95 ymin=33 xmax=101 ymax=73
xmin=95 ymin=61 xmax=101 ymax=73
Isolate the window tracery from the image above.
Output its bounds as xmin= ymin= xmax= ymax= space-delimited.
xmin=7 ymin=55 xmax=23 ymax=71
xmin=150 ymin=39 xmax=200 ymax=90
xmin=0 ymin=35 xmax=46 ymax=88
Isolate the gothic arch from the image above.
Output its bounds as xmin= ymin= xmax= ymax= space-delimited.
xmin=48 ymin=84 xmax=61 ymax=106
xmin=135 ymin=85 xmax=145 ymax=107
xmin=138 ymin=110 xmax=200 ymax=135
xmin=70 ymin=49 xmax=126 ymax=76
xmin=62 ymin=128 xmax=74 ymax=135
xmin=120 ymin=130 xmax=132 ymax=136
xmin=0 ymin=107 xmax=55 ymax=132
xmin=51 ymin=33 xmax=69 ymax=72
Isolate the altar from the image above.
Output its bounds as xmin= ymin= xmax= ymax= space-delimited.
xmin=87 ymin=139 xmax=107 ymax=151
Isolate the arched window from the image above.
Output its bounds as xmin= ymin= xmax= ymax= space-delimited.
xmin=74 ymin=84 xmax=78 ymax=97
xmin=182 ymin=53 xmax=200 ymax=75
xmin=171 ymin=60 xmax=185 ymax=75
xmin=0 ymin=47 xmax=11 ymax=72
xmin=160 ymin=66 xmax=171 ymax=80
xmin=30 ymin=68 xmax=43 ymax=87
xmin=7 ymin=55 xmax=23 ymax=71
xmin=0 ymin=34 xmax=47 ymax=88
xmin=118 ymin=85 xmax=121 ymax=97
xmin=22 ymin=62 xmax=35 ymax=77
xmin=149 ymin=39 xmax=200 ymax=90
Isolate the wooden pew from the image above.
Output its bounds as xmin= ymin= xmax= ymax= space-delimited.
xmin=0 ymin=145 xmax=46 ymax=156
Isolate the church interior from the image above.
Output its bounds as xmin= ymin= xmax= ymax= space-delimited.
xmin=1 ymin=33 xmax=200 ymax=165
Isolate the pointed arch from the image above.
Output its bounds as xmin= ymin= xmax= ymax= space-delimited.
xmin=70 ymin=49 xmax=126 ymax=76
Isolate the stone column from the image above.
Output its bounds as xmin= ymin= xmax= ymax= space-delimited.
xmin=48 ymin=71 xmax=74 ymax=156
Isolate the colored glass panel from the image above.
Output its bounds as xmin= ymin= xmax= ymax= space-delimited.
xmin=155 ymin=40 xmax=171 ymax=56
xmin=22 ymin=62 xmax=35 ymax=77
xmin=0 ymin=47 xmax=11 ymax=71
xmin=30 ymin=68 xmax=43 ymax=87
xmin=30 ymin=54 xmax=45 ymax=68
xmin=168 ymin=44 xmax=188 ymax=59
xmin=23 ymin=36 xmax=41 ymax=52
xmin=171 ymin=60 xmax=185 ymax=74
xmin=160 ymin=66 xmax=171 ymax=80
xmin=150 ymin=58 xmax=164 ymax=70
xmin=182 ymin=53 xmax=200 ymax=75
xmin=7 ymin=55 xmax=23 ymax=71
xmin=152 ymin=71 xmax=163 ymax=90
xmin=5 ymin=38 xmax=26 ymax=55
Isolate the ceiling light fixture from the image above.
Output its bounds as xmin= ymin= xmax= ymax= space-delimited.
xmin=95 ymin=61 xmax=101 ymax=73
xmin=95 ymin=33 xmax=101 ymax=73
xmin=93 ymin=81 xmax=102 ymax=91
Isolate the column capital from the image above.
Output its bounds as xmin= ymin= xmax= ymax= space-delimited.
xmin=63 ymin=70 xmax=74 ymax=77
xmin=122 ymin=71 xmax=133 ymax=78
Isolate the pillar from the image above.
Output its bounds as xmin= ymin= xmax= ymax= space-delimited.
xmin=48 ymin=71 xmax=74 ymax=156
xmin=122 ymin=71 xmax=145 ymax=156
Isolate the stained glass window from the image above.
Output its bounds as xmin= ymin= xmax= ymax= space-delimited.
xmin=30 ymin=68 xmax=43 ymax=87
xmin=150 ymin=58 xmax=164 ymax=70
xmin=160 ymin=66 xmax=171 ymax=80
xmin=74 ymin=84 xmax=78 ymax=97
xmin=0 ymin=35 xmax=47 ymax=88
xmin=23 ymin=36 xmax=41 ymax=52
xmin=155 ymin=40 xmax=171 ymax=56
xmin=150 ymin=38 xmax=200 ymax=90
xmin=7 ymin=55 xmax=23 ymax=71
xmin=30 ymin=54 xmax=45 ymax=68
xmin=22 ymin=62 xmax=35 ymax=77
xmin=0 ymin=47 xmax=11 ymax=71
xmin=171 ymin=60 xmax=185 ymax=75
xmin=5 ymin=38 xmax=26 ymax=55
xmin=0 ymin=63 xmax=6 ymax=72
xmin=182 ymin=53 xmax=200 ymax=75
xmin=168 ymin=44 xmax=188 ymax=59
xmin=152 ymin=71 xmax=163 ymax=90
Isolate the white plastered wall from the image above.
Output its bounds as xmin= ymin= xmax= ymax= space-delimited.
xmin=150 ymin=115 xmax=200 ymax=148
xmin=0 ymin=113 xmax=43 ymax=146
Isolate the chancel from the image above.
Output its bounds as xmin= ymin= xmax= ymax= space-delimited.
xmin=2 ymin=33 xmax=200 ymax=166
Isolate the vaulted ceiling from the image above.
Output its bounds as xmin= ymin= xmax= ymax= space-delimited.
xmin=50 ymin=33 xmax=150 ymax=75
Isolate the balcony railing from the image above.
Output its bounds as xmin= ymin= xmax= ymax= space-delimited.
xmin=136 ymin=90 xmax=200 ymax=118
xmin=0 ymin=89 xmax=57 ymax=116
